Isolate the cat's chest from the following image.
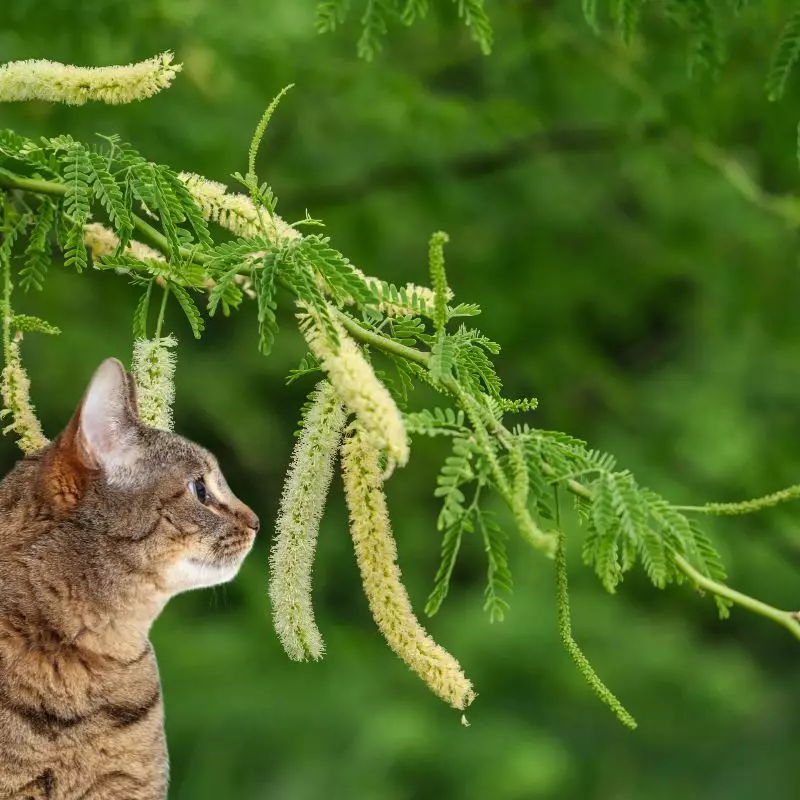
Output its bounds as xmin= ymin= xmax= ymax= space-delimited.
xmin=0 ymin=642 xmax=168 ymax=799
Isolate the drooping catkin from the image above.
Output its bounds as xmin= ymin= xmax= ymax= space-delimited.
xmin=131 ymin=336 xmax=177 ymax=431
xmin=0 ymin=337 xmax=48 ymax=454
xmin=298 ymin=306 xmax=409 ymax=467
xmin=0 ymin=52 xmax=180 ymax=105
xmin=269 ymin=381 xmax=347 ymax=660
xmin=83 ymin=222 xmax=165 ymax=263
xmin=177 ymin=172 xmax=299 ymax=245
xmin=341 ymin=423 xmax=475 ymax=710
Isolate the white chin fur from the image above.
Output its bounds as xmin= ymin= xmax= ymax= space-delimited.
xmin=166 ymin=556 xmax=242 ymax=593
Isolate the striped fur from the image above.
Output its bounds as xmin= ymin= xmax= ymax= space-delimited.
xmin=0 ymin=360 xmax=258 ymax=798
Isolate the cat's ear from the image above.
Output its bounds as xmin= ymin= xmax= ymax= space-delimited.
xmin=43 ymin=359 xmax=142 ymax=509
xmin=75 ymin=358 xmax=142 ymax=474
xmin=59 ymin=359 xmax=142 ymax=478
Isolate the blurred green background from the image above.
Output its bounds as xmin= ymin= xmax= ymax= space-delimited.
xmin=3 ymin=1 xmax=800 ymax=797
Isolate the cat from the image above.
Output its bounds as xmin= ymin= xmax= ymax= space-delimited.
xmin=0 ymin=358 xmax=259 ymax=799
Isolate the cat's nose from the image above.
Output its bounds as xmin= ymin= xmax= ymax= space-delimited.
xmin=239 ymin=505 xmax=259 ymax=534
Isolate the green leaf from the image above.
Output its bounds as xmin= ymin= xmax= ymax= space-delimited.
xmin=612 ymin=0 xmax=643 ymax=44
xmin=20 ymin=199 xmax=54 ymax=292
xmin=688 ymin=521 xmax=732 ymax=618
xmin=286 ymin=353 xmax=321 ymax=385
xmin=133 ymin=281 xmax=154 ymax=340
xmin=316 ymin=0 xmax=352 ymax=31
xmin=767 ymin=7 xmax=800 ymax=101
xmin=452 ymin=0 xmax=493 ymax=55
xmin=257 ymin=250 xmax=280 ymax=355
xmin=434 ymin=436 xmax=475 ymax=531
xmin=425 ymin=511 xmax=470 ymax=617
xmin=589 ymin=472 xmax=622 ymax=592
xmin=582 ymin=0 xmax=600 ymax=33
xmin=170 ymin=283 xmax=205 ymax=339
xmin=61 ymin=146 xmax=92 ymax=272
xmin=88 ymin=152 xmax=133 ymax=243
xmin=405 ymin=407 xmax=467 ymax=438
xmin=478 ymin=509 xmax=512 ymax=622
xmin=429 ymin=331 xmax=456 ymax=383
xmin=402 ymin=0 xmax=429 ymax=25
xmin=298 ymin=235 xmax=378 ymax=306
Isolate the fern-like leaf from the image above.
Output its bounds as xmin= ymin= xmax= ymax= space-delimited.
xmin=62 ymin=147 xmax=92 ymax=271
xmin=20 ymin=200 xmax=54 ymax=292
xmin=133 ymin=281 xmax=154 ymax=340
xmin=170 ymin=284 xmax=205 ymax=339
xmin=425 ymin=511 xmax=470 ymax=617
xmin=477 ymin=509 xmax=512 ymax=622
xmin=88 ymin=152 xmax=133 ymax=243
xmin=453 ymin=0 xmax=493 ymax=55
xmin=405 ymin=407 xmax=467 ymax=438
xmin=434 ymin=436 xmax=475 ymax=531
xmin=429 ymin=332 xmax=457 ymax=382
xmin=257 ymin=250 xmax=280 ymax=355
xmin=767 ymin=7 xmax=800 ymax=101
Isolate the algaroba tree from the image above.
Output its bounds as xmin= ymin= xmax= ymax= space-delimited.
xmin=2 ymin=3 xmax=800 ymax=731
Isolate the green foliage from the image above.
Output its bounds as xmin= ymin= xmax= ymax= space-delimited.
xmin=61 ymin=146 xmax=92 ymax=271
xmin=433 ymin=435 xmax=475 ymax=531
xmin=256 ymin=250 xmax=280 ymax=355
xmin=316 ymin=0 xmax=492 ymax=58
xmin=133 ymin=281 xmax=153 ymax=340
xmin=477 ymin=509 xmax=512 ymax=622
xmin=424 ymin=511 xmax=468 ymax=616
xmin=3 ymin=7 xmax=800 ymax=741
xmin=20 ymin=199 xmax=53 ymax=292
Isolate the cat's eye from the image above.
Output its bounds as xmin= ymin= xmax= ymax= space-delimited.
xmin=188 ymin=478 xmax=209 ymax=505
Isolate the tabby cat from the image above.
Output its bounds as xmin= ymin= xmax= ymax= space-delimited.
xmin=0 ymin=358 xmax=259 ymax=798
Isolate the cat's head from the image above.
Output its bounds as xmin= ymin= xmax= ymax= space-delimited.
xmin=22 ymin=358 xmax=259 ymax=599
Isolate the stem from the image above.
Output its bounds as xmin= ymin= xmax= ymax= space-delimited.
xmin=674 ymin=483 xmax=800 ymax=516
xmin=673 ymin=554 xmax=800 ymax=641
xmin=154 ymin=284 xmax=170 ymax=339
xmin=334 ymin=310 xmax=430 ymax=365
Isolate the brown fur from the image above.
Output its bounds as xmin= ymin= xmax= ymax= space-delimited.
xmin=0 ymin=359 xmax=259 ymax=798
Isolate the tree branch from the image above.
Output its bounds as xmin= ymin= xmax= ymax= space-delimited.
xmin=4 ymin=168 xmax=799 ymax=641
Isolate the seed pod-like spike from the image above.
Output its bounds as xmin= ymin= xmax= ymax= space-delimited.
xmin=298 ymin=306 xmax=409 ymax=467
xmin=0 ymin=52 xmax=180 ymax=105
xmin=131 ymin=336 xmax=177 ymax=431
xmin=0 ymin=337 xmax=48 ymax=454
xmin=341 ymin=422 xmax=475 ymax=710
xmin=270 ymin=381 xmax=347 ymax=660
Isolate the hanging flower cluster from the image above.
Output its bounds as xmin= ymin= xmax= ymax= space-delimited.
xmin=131 ymin=336 xmax=178 ymax=431
xmin=297 ymin=306 xmax=409 ymax=468
xmin=340 ymin=422 xmax=475 ymax=710
xmin=0 ymin=336 xmax=48 ymax=454
xmin=269 ymin=381 xmax=346 ymax=660
xmin=0 ymin=52 xmax=180 ymax=106
xmin=178 ymin=172 xmax=299 ymax=244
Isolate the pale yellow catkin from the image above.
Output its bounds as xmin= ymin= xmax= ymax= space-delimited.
xmin=269 ymin=381 xmax=346 ymax=660
xmin=131 ymin=337 xmax=177 ymax=431
xmin=341 ymin=423 xmax=475 ymax=710
xmin=0 ymin=338 xmax=48 ymax=454
xmin=0 ymin=52 xmax=180 ymax=105
xmin=298 ymin=306 xmax=409 ymax=467
xmin=83 ymin=223 xmax=165 ymax=263
xmin=177 ymin=172 xmax=299 ymax=244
